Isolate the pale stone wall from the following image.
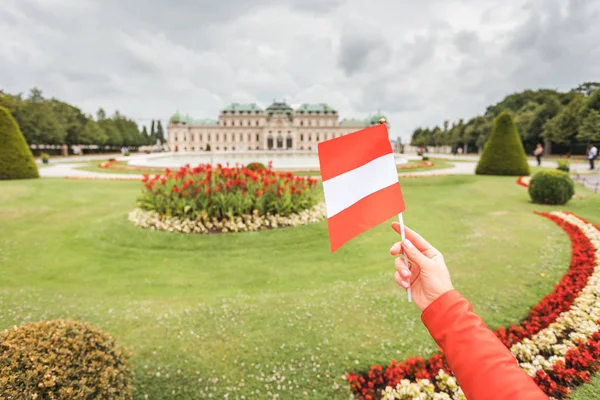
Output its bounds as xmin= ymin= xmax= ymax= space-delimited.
xmin=168 ymin=109 xmax=373 ymax=152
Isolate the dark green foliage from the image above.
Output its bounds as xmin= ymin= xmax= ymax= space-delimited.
xmin=528 ymin=170 xmax=574 ymax=205
xmin=3 ymin=88 xmax=148 ymax=147
xmin=556 ymin=159 xmax=570 ymax=172
xmin=0 ymin=319 xmax=133 ymax=399
xmin=247 ymin=162 xmax=266 ymax=171
xmin=475 ymin=112 xmax=530 ymax=176
xmin=0 ymin=106 xmax=39 ymax=180
xmin=411 ymin=85 xmax=600 ymax=155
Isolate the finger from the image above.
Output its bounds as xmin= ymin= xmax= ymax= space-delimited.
xmin=402 ymin=238 xmax=432 ymax=269
xmin=390 ymin=242 xmax=402 ymax=255
xmin=394 ymin=271 xmax=410 ymax=289
xmin=394 ymin=257 xmax=412 ymax=276
xmin=391 ymin=223 xmax=435 ymax=253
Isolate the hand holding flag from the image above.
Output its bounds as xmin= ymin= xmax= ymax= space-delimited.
xmin=318 ymin=120 xmax=411 ymax=300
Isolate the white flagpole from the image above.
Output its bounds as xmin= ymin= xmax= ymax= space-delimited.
xmin=378 ymin=118 xmax=411 ymax=302
xmin=398 ymin=212 xmax=412 ymax=303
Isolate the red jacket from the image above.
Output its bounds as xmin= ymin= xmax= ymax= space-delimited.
xmin=422 ymin=290 xmax=548 ymax=400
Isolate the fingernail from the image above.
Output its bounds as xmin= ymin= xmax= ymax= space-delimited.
xmin=390 ymin=243 xmax=400 ymax=253
xmin=401 ymin=269 xmax=409 ymax=277
xmin=401 ymin=281 xmax=410 ymax=288
xmin=403 ymin=239 xmax=414 ymax=249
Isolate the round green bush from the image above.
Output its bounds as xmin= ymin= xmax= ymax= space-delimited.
xmin=0 ymin=319 xmax=133 ymax=399
xmin=528 ymin=170 xmax=574 ymax=205
xmin=246 ymin=161 xmax=266 ymax=171
xmin=0 ymin=106 xmax=39 ymax=180
xmin=475 ymin=112 xmax=530 ymax=176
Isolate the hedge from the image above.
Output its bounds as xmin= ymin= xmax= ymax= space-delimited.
xmin=0 ymin=106 xmax=39 ymax=180
xmin=528 ymin=170 xmax=575 ymax=205
xmin=475 ymin=112 xmax=530 ymax=176
xmin=0 ymin=319 xmax=133 ymax=399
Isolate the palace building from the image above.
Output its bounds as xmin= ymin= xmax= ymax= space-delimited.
xmin=167 ymin=102 xmax=387 ymax=152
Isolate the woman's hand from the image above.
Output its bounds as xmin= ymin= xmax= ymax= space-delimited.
xmin=390 ymin=224 xmax=454 ymax=311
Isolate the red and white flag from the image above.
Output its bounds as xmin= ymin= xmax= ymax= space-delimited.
xmin=318 ymin=123 xmax=405 ymax=252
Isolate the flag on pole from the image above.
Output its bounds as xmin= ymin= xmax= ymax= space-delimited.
xmin=318 ymin=123 xmax=405 ymax=252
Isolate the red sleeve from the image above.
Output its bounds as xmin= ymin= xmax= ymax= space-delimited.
xmin=422 ymin=290 xmax=548 ymax=400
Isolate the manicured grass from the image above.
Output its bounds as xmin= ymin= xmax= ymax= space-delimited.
xmin=570 ymin=373 xmax=600 ymax=400
xmin=1 ymin=177 xmax=599 ymax=399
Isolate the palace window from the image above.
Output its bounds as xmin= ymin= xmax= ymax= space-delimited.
xmin=300 ymin=121 xmax=304 ymax=126
xmin=316 ymin=135 xmax=320 ymax=141
xmin=174 ymin=135 xmax=178 ymax=141
xmin=256 ymin=134 xmax=260 ymax=142
xmin=223 ymin=121 xmax=227 ymax=126
xmin=300 ymin=134 xmax=304 ymax=141
xmin=224 ymin=133 xmax=227 ymax=141
xmin=247 ymin=133 xmax=251 ymax=142
xmin=216 ymin=146 xmax=220 ymax=150
xmin=199 ymin=134 xmax=203 ymax=141
xmin=216 ymin=134 xmax=219 ymax=141
xmin=239 ymin=133 xmax=243 ymax=142
xmin=308 ymin=134 xmax=312 ymax=141
xmin=208 ymin=134 xmax=211 ymax=141
xmin=224 ymin=146 xmax=227 ymax=151
xmin=324 ymin=133 xmax=328 ymax=140
xmin=256 ymin=120 xmax=259 ymax=126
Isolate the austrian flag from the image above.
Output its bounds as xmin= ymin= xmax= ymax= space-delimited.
xmin=318 ymin=123 xmax=405 ymax=252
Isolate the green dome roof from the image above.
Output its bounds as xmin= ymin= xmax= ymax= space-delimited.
xmin=295 ymin=103 xmax=337 ymax=114
xmin=266 ymin=101 xmax=293 ymax=114
xmin=222 ymin=103 xmax=263 ymax=113
xmin=169 ymin=111 xmax=182 ymax=123
xmin=366 ymin=113 xmax=388 ymax=126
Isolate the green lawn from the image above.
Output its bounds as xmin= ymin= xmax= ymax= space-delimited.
xmin=571 ymin=373 xmax=600 ymax=400
xmin=1 ymin=177 xmax=599 ymax=399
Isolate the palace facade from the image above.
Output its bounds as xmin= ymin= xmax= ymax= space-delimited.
xmin=167 ymin=102 xmax=387 ymax=152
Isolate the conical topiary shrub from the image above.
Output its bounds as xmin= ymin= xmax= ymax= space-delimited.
xmin=475 ymin=112 xmax=530 ymax=176
xmin=0 ymin=106 xmax=39 ymax=180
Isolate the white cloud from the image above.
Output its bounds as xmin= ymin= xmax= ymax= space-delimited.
xmin=1 ymin=0 xmax=599 ymax=143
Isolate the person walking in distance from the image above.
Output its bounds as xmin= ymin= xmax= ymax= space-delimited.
xmin=588 ymin=142 xmax=598 ymax=171
xmin=534 ymin=143 xmax=544 ymax=166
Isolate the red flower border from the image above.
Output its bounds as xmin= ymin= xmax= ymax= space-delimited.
xmin=347 ymin=212 xmax=598 ymax=399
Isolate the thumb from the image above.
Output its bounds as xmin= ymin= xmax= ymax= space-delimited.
xmin=402 ymin=239 xmax=431 ymax=268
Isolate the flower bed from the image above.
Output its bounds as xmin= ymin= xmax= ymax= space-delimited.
xmin=517 ymin=176 xmax=530 ymax=187
xmin=397 ymin=160 xmax=435 ymax=170
xmin=347 ymin=211 xmax=600 ymax=399
xmin=99 ymin=160 xmax=163 ymax=173
xmin=130 ymin=163 xmax=323 ymax=233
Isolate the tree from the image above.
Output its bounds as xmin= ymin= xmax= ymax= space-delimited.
xmin=542 ymin=95 xmax=586 ymax=145
xmin=475 ymin=112 xmax=530 ymax=176
xmin=578 ymin=109 xmax=600 ymax=143
xmin=141 ymin=126 xmax=151 ymax=145
xmin=14 ymin=89 xmax=66 ymax=145
xmin=150 ymin=120 xmax=156 ymax=142
xmin=156 ymin=121 xmax=164 ymax=144
xmin=80 ymin=119 xmax=108 ymax=145
xmin=575 ymin=82 xmax=600 ymax=97
xmin=51 ymin=100 xmax=86 ymax=145
xmin=586 ymin=89 xmax=600 ymax=112
xmin=0 ymin=106 xmax=39 ymax=180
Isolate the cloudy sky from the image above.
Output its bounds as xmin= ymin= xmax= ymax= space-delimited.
xmin=2 ymin=0 xmax=599 ymax=142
